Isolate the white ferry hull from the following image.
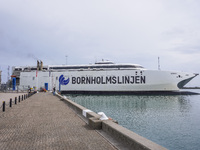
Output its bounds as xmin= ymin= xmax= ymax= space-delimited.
xmin=20 ymin=69 xmax=198 ymax=94
xmin=59 ymin=70 xmax=196 ymax=92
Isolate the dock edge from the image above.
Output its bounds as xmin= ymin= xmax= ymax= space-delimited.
xmin=56 ymin=93 xmax=167 ymax=150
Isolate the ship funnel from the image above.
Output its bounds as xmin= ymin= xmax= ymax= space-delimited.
xmin=40 ymin=61 xmax=43 ymax=70
xmin=37 ymin=60 xmax=43 ymax=70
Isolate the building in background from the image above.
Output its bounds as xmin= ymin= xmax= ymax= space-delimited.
xmin=0 ymin=70 xmax=1 ymax=86
xmin=12 ymin=60 xmax=45 ymax=87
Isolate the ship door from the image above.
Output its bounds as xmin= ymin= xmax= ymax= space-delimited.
xmin=45 ymin=83 xmax=48 ymax=90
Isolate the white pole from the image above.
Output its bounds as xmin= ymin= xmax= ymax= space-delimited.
xmin=158 ymin=57 xmax=161 ymax=70
xmin=36 ymin=71 xmax=38 ymax=90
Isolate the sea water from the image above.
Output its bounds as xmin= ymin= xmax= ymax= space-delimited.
xmin=65 ymin=90 xmax=200 ymax=150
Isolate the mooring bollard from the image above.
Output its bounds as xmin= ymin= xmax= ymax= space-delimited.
xmin=19 ymin=96 xmax=20 ymax=103
xmin=15 ymin=97 xmax=17 ymax=104
xmin=10 ymin=98 xmax=12 ymax=107
xmin=3 ymin=101 xmax=5 ymax=112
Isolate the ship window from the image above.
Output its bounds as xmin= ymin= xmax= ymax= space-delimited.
xmin=31 ymin=68 xmax=37 ymax=70
xmin=15 ymin=68 xmax=22 ymax=71
xmin=49 ymin=64 xmax=144 ymax=70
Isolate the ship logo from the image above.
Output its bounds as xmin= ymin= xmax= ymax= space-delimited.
xmin=59 ymin=75 xmax=70 ymax=85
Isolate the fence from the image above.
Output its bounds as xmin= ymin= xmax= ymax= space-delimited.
xmin=0 ymin=92 xmax=36 ymax=112
xmin=0 ymin=84 xmax=29 ymax=93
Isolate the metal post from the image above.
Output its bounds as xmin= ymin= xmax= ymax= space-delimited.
xmin=15 ymin=97 xmax=17 ymax=104
xmin=22 ymin=95 xmax=23 ymax=101
xmin=19 ymin=96 xmax=20 ymax=103
xmin=3 ymin=101 xmax=5 ymax=112
xmin=10 ymin=98 xmax=12 ymax=107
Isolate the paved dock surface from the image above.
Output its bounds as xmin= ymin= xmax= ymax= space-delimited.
xmin=0 ymin=92 xmax=117 ymax=150
xmin=0 ymin=93 xmax=27 ymax=104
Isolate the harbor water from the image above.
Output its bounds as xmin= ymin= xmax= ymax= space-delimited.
xmin=65 ymin=90 xmax=200 ymax=150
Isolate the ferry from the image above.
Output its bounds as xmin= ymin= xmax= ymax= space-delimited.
xmin=14 ymin=60 xmax=199 ymax=95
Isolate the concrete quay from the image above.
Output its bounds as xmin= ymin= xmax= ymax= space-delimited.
xmin=56 ymin=94 xmax=167 ymax=150
xmin=0 ymin=92 xmax=116 ymax=150
xmin=0 ymin=92 xmax=167 ymax=150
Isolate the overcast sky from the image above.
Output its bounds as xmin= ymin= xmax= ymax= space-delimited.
xmin=0 ymin=0 xmax=200 ymax=85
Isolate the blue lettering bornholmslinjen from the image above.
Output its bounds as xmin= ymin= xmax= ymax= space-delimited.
xmin=71 ymin=76 xmax=146 ymax=84
xmin=59 ymin=75 xmax=70 ymax=85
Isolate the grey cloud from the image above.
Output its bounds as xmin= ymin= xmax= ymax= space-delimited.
xmin=0 ymin=0 xmax=200 ymax=84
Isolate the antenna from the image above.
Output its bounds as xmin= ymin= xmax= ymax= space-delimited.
xmin=7 ymin=66 xmax=10 ymax=82
xmin=65 ymin=55 xmax=68 ymax=65
xmin=158 ymin=57 xmax=160 ymax=70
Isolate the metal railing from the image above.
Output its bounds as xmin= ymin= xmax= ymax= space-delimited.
xmin=0 ymin=85 xmax=29 ymax=93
